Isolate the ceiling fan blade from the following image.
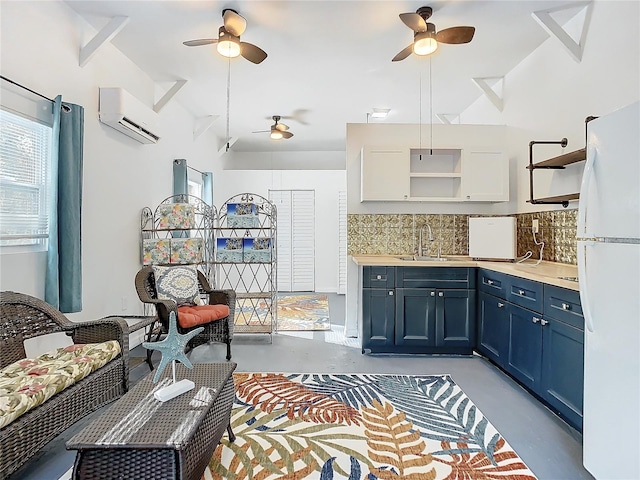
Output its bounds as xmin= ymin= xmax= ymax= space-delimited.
xmin=240 ymin=42 xmax=267 ymax=64
xmin=399 ymin=12 xmax=427 ymax=32
xmin=252 ymin=130 xmax=270 ymax=133
xmin=183 ymin=39 xmax=218 ymax=47
xmin=392 ymin=44 xmax=414 ymax=62
xmin=223 ymin=9 xmax=247 ymax=37
xmin=281 ymin=131 xmax=294 ymax=139
xmin=436 ymin=26 xmax=475 ymax=44
xmin=276 ymin=123 xmax=289 ymax=131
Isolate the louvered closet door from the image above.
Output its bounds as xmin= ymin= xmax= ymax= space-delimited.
xmin=269 ymin=190 xmax=315 ymax=292
xmin=269 ymin=191 xmax=292 ymax=291
xmin=338 ymin=191 xmax=347 ymax=294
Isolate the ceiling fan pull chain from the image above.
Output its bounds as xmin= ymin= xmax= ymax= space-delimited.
xmin=226 ymin=56 xmax=231 ymax=151
xmin=419 ymin=68 xmax=422 ymax=161
xmin=429 ymin=55 xmax=433 ymax=156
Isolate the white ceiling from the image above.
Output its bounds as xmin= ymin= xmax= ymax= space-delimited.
xmin=65 ymin=0 xmax=577 ymax=152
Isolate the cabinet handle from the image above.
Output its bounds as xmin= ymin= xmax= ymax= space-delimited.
xmin=561 ymin=303 xmax=571 ymax=310
xmin=541 ymin=319 xmax=549 ymax=326
xmin=377 ymin=275 xmax=382 ymax=280
xmin=388 ymin=291 xmax=394 ymax=296
xmin=487 ymin=279 xmax=494 ymax=285
xmin=430 ymin=292 xmax=435 ymax=296
xmin=438 ymin=292 xmax=444 ymax=297
xmin=518 ymin=289 xmax=525 ymax=295
xmin=532 ymin=317 xmax=540 ymax=323
xmin=497 ymin=302 xmax=504 ymax=308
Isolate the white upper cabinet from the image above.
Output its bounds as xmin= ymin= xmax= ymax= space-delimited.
xmin=361 ymin=145 xmax=508 ymax=202
xmin=359 ymin=125 xmax=509 ymax=202
xmin=360 ymin=145 xmax=410 ymax=201
xmin=462 ymin=149 xmax=509 ymax=202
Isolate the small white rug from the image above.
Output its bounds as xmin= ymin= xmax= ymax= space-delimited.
xmin=324 ymin=324 xmax=360 ymax=349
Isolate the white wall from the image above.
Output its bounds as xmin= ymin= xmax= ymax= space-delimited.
xmin=214 ymin=170 xmax=346 ymax=293
xmin=461 ymin=0 xmax=639 ymax=212
xmin=0 ymin=1 xmax=224 ymax=349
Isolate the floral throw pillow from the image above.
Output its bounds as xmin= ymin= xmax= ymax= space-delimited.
xmin=152 ymin=265 xmax=200 ymax=306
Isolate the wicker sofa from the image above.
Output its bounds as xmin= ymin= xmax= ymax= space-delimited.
xmin=0 ymin=291 xmax=129 ymax=479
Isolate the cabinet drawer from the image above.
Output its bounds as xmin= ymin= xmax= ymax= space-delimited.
xmin=477 ymin=269 xmax=508 ymax=298
xmin=363 ymin=266 xmax=395 ymax=288
xmin=544 ymin=285 xmax=584 ymax=330
xmin=507 ymin=276 xmax=543 ymax=313
xmin=396 ymin=267 xmax=473 ymax=289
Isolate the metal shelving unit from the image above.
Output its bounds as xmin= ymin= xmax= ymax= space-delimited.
xmin=140 ymin=194 xmax=217 ymax=284
xmin=527 ymin=116 xmax=596 ymax=207
xmin=215 ymin=193 xmax=277 ymax=336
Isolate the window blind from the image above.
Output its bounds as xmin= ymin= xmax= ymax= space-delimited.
xmin=0 ymin=108 xmax=52 ymax=246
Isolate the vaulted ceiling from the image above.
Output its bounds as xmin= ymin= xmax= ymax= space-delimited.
xmin=66 ymin=1 xmax=585 ymax=152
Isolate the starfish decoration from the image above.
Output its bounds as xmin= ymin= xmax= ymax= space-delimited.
xmin=143 ymin=311 xmax=203 ymax=383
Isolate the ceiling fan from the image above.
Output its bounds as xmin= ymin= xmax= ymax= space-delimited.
xmin=392 ymin=6 xmax=475 ymax=62
xmin=183 ymin=9 xmax=267 ymax=64
xmin=253 ymin=116 xmax=294 ymax=140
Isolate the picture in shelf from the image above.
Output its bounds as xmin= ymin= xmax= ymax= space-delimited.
xmin=243 ymin=237 xmax=272 ymax=263
xmin=142 ymin=239 xmax=170 ymax=265
xmin=156 ymin=203 xmax=196 ymax=230
xmin=216 ymin=237 xmax=243 ymax=262
xmin=227 ymin=203 xmax=259 ymax=228
xmin=170 ymin=238 xmax=203 ymax=264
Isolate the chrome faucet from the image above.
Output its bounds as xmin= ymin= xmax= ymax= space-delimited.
xmin=418 ymin=224 xmax=434 ymax=257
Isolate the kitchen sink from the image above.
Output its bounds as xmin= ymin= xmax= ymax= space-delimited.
xmin=398 ymin=256 xmax=454 ymax=262
xmin=557 ymin=276 xmax=579 ymax=282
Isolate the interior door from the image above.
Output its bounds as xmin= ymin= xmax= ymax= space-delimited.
xmin=269 ymin=190 xmax=315 ymax=292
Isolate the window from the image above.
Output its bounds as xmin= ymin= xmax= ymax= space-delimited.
xmin=0 ymin=108 xmax=52 ymax=247
xmin=188 ymin=179 xmax=202 ymax=199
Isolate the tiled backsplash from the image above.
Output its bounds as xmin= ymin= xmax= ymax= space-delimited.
xmin=347 ymin=209 xmax=578 ymax=265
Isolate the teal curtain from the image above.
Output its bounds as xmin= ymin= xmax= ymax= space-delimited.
xmin=45 ymin=96 xmax=84 ymax=312
xmin=202 ymin=172 xmax=213 ymax=206
xmin=173 ymin=158 xmax=188 ymax=197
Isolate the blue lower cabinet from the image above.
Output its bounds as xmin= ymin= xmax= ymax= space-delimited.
xmin=506 ymin=304 xmax=543 ymax=390
xmin=477 ymin=292 xmax=509 ymax=368
xmin=436 ymin=289 xmax=476 ymax=348
xmin=362 ymin=288 xmax=395 ymax=353
xmin=541 ymin=317 xmax=584 ymax=431
xmin=395 ymin=288 xmax=436 ymax=347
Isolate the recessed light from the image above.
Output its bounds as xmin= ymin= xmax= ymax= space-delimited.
xmin=371 ymin=108 xmax=390 ymax=119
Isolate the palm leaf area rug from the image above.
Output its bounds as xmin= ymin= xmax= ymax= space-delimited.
xmin=235 ymin=294 xmax=330 ymax=331
xmin=205 ymin=373 xmax=537 ymax=480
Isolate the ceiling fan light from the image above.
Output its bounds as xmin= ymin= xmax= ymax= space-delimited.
xmin=217 ymin=28 xmax=241 ymax=58
xmin=270 ymin=129 xmax=283 ymax=140
xmin=413 ymin=35 xmax=438 ymax=56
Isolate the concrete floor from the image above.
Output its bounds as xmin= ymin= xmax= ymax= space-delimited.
xmin=11 ymin=294 xmax=593 ymax=480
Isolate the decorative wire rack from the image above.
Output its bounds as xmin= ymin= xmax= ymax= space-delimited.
xmin=215 ymin=193 xmax=277 ymax=336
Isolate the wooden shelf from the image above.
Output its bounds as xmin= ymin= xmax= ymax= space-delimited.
xmin=527 ymin=148 xmax=586 ymax=169
xmin=409 ymin=172 xmax=462 ymax=178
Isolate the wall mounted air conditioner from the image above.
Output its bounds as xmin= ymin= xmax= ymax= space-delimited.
xmin=98 ymin=87 xmax=160 ymax=144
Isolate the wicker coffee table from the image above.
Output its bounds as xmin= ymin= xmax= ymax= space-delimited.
xmin=66 ymin=362 xmax=236 ymax=480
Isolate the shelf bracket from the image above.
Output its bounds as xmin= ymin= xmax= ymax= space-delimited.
xmin=436 ymin=113 xmax=460 ymax=125
xmin=472 ymin=77 xmax=504 ymax=112
xmin=194 ymin=115 xmax=219 ymax=140
xmin=532 ymin=2 xmax=593 ymax=63
xmin=153 ymin=80 xmax=188 ymax=113
xmin=528 ymin=138 xmax=569 ymax=206
xmin=79 ymin=16 xmax=129 ymax=67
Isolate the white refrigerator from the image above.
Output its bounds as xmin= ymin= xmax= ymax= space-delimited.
xmin=577 ymin=101 xmax=640 ymax=479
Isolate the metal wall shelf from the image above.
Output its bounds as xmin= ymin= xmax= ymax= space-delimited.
xmin=527 ymin=117 xmax=596 ymax=207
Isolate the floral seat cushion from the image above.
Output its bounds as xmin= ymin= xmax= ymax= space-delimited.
xmin=0 ymin=341 xmax=121 ymax=429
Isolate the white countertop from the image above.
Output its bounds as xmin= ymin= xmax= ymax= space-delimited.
xmin=351 ymin=255 xmax=579 ymax=291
